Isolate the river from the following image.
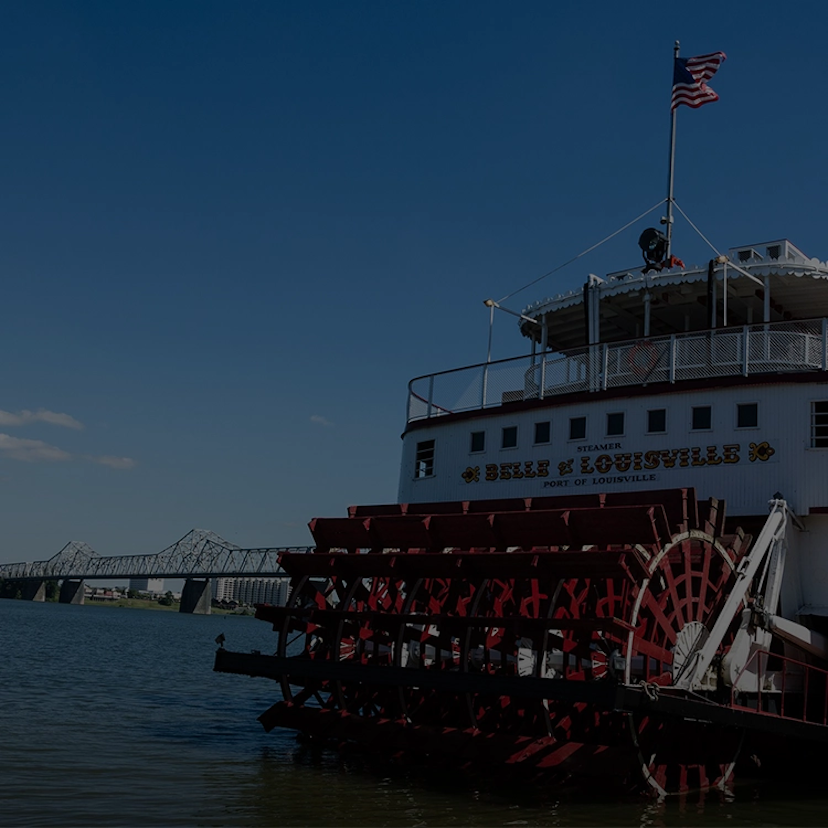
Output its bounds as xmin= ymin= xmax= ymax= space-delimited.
xmin=3 ymin=598 xmax=828 ymax=827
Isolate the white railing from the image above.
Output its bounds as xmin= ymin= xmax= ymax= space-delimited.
xmin=407 ymin=318 xmax=828 ymax=423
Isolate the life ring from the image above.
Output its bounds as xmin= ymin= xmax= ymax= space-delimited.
xmin=628 ymin=340 xmax=659 ymax=377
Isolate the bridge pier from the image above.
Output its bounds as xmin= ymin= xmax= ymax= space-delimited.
xmin=22 ymin=580 xmax=47 ymax=602
xmin=180 ymin=578 xmax=211 ymax=615
xmin=59 ymin=579 xmax=85 ymax=605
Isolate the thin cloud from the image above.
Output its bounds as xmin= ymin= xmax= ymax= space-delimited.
xmin=93 ymin=455 xmax=136 ymax=470
xmin=0 ymin=434 xmax=73 ymax=462
xmin=0 ymin=434 xmax=135 ymax=469
xmin=310 ymin=414 xmax=334 ymax=427
xmin=0 ymin=409 xmax=83 ymax=430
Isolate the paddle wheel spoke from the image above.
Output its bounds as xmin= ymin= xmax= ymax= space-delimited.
xmin=274 ymin=574 xmax=350 ymax=707
xmin=334 ymin=575 xmax=408 ymax=717
xmin=696 ymin=545 xmax=713 ymax=622
xmin=397 ymin=576 xmax=476 ymax=728
xmin=462 ymin=576 xmax=553 ymax=735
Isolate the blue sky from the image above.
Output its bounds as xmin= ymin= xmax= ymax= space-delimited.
xmin=1 ymin=1 xmax=827 ymax=564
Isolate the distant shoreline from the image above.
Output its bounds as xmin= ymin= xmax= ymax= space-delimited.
xmin=69 ymin=597 xmax=254 ymax=615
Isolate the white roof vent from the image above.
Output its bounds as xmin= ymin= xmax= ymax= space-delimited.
xmin=729 ymin=240 xmax=809 ymax=265
xmin=736 ymin=247 xmax=763 ymax=263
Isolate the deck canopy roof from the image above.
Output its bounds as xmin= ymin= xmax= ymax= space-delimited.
xmin=519 ymin=240 xmax=828 ymax=351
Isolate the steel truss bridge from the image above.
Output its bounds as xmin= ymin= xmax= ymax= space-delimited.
xmin=0 ymin=529 xmax=311 ymax=581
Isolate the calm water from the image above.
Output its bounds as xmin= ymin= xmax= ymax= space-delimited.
xmin=3 ymin=599 xmax=828 ymax=827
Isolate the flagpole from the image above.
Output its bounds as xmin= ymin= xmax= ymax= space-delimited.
xmin=664 ymin=40 xmax=679 ymax=260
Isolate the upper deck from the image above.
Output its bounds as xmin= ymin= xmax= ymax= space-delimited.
xmin=407 ymin=240 xmax=828 ymax=426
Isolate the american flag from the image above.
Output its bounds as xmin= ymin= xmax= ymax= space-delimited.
xmin=671 ymin=52 xmax=726 ymax=111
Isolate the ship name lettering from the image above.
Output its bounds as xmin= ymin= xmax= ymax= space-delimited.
xmin=722 ymin=444 xmax=740 ymax=463
xmin=578 ymin=442 xmax=622 ymax=453
xmin=643 ymin=450 xmax=660 ymax=470
xmin=594 ymin=454 xmax=613 ymax=474
xmin=592 ymin=474 xmax=657 ymax=485
xmin=462 ymin=442 xmax=769 ymax=484
xmin=660 ymin=449 xmax=680 ymax=468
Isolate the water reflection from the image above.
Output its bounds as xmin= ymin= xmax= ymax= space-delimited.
xmin=215 ymin=736 xmax=828 ymax=827
xmin=5 ymin=598 xmax=828 ymax=827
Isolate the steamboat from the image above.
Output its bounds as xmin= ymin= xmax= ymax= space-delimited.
xmin=216 ymin=51 xmax=828 ymax=795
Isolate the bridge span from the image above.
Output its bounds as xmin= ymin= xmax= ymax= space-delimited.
xmin=0 ymin=529 xmax=312 ymax=614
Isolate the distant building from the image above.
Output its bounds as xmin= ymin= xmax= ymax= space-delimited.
xmin=129 ymin=578 xmax=165 ymax=594
xmin=212 ymin=577 xmax=289 ymax=606
xmin=86 ymin=587 xmax=124 ymax=601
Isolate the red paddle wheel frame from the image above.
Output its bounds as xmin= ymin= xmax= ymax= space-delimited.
xmin=231 ymin=488 xmax=756 ymax=794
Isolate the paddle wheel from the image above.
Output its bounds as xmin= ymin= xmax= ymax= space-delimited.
xmin=216 ymin=487 xmax=827 ymax=795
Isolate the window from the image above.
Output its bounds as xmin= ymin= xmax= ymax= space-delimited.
xmin=812 ymin=402 xmax=828 ymax=447
xmin=534 ymin=421 xmax=551 ymax=444
xmin=470 ymin=431 xmax=485 ymax=453
xmin=606 ymin=412 xmax=625 ymax=437
xmin=737 ymin=403 xmax=758 ymax=429
xmin=502 ymin=426 xmax=518 ymax=449
xmin=415 ymin=440 xmax=435 ymax=478
xmin=569 ymin=416 xmax=586 ymax=440
xmin=647 ymin=408 xmax=667 ymax=434
xmin=692 ymin=406 xmax=712 ymax=431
